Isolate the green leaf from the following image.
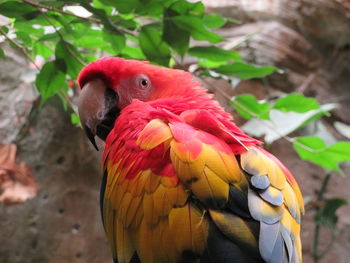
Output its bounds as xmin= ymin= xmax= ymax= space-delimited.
xmin=111 ymin=0 xmax=140 ymax=13
xmin=169 ymin=0 xmax=204 ymax=16
xmin=39 ymin=1 xmax=66 ymax=8
xmin=273 ymin=93 xmax=320 ymax=113
xmin=326 ymin=142 xmax=350 ymax=163
xmin=102 ymin=31 xmax=126 ymax=54
xmin=35 ymin=61 xmax=67 ymax=102
xmin=34 ymin=42 xmax=53 ymax=59
xmin=230 ymin=95 xmax=270 ymax=120
xmin=203 ymin=14 xmax=227 ymax=28
xmin=73 ymin=29 xmax=107 ymax=49
xmin=293 ymin=136 xmax=350 ymax=172
xmin=171 ymin=15 xmax=223 ymax=43
xmin=188 ymin=46 xmax=240 ymax=62
xmin=122 ymin=45 xmax=146 ymax=60
xmin=0 ymin=1 xmax=39 ymax=20
xmin=16 ymin=31 xmax=32 ymax=45
xmin=110 ymin=15 xmax=138 ymax=30
xmin=139 ymin=24 xmax=171 ymax=66
xmin=215 ymin=62 xmax=276 ymax=79
xmin=92 ymin=0 xmax=113 ymax=15
xmin=70 ymin=113 xmax=81 ymax=126
xmin=69 ymin=21 xmax=92 ymax=39
xmin=162 ymin=1 xmax=204 ymax=56
xmin=197 ymin=58 xmax=227 ymax=69
xmin=163 ymin=16 xmax=190 ymax=56
xmin=135 ymin=0 xmax=172 ymax=17
xmin=14 ymin=23 xmax=44 ymax=37
xmin=55 ymin=40 xmax=84 ymax=78
xmin=315 ymin=198 xmax=347 ymax=230
xmin=0 ymin=48 xmax=4 ymax=58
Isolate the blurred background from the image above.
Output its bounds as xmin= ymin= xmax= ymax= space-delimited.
xmin=0 ymin=0 xmax=350 ymax=262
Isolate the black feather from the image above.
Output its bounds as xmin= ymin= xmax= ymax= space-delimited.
xmin=100 ymin=170 xmax=108 ymax=224
xmin=201 ymin=220 xmax=264 ymax=263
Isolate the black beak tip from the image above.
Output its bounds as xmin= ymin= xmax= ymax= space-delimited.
xmin=83 ymin=125 xmax=99 ymax=151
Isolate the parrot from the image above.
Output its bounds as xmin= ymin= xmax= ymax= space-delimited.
xmin=77 ymin=57 xmax=304 ymax=263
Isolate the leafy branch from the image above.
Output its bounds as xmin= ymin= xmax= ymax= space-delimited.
xmin=0 ymin=27 xmax=40 ymax=70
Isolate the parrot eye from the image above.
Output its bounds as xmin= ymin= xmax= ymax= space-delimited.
xmin=136 ymin=74 xmax=150 ymax=89
xmin=140 ymin=79 xmax=148 ymax=87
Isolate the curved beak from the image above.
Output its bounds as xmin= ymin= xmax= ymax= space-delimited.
xmin=78 ymin=79 xmax=119 ymax=150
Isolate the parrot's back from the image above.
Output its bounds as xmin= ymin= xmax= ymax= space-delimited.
xmin=100 ymin=99 xmax=303 ymax=263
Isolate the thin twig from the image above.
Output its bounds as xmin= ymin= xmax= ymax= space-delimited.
xmin=312 ymin=172 xmax=332 ymax=263
xmin=297 ymin=73 xmax=315 ymax=94
xmin=39 ymin=11 xmax=86 ymax=66
xmin=22 ymin=0 xmax=99 ymax=23
xmin=0 ymin=27 xmax=40 ymax=70
xmin=21 ymin=0 xmax=137 ymax=37
xmin=79 ymin=3 xmax=138 ymax=37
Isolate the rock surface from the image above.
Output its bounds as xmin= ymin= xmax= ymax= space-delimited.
xmin=0 ymin=53 xmax=111 ymax=263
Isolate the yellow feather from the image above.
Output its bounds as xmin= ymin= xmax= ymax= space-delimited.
xmin=135 ymin=218 xmax=154 ymax=263
xmin=260 ymin=199 xmax=284 ymax=220
xmin=295 ymin=235 xmax=302 ymax=262
xmin=118 ymin=191 xmax=133 ymax=224
xmin=241 ymin=147 xmax=287 ymax=189
xmin=281 ymin=208 xmax=300 ymax=239
xmin=106 ymin=161 xmax=122 ymax=199
xmin=190 ymin=166 xmax=229 ymax=206
xmin=165 ymin=183 xmax=188 ymax=208
xmin=111 ymin=186 xmax=125 ymax=210
xmin=144 ymin=172 xmax=161 ymax=194
xmin=125 ymin=195 xmax=143 ymax=228
xmin=160 ymin=175 xmax=178 ymax=188
xmin=102 ymin=201 xmax=115 ymax=253
xmin=136 ymin=119 xmax=173 ymax=150
xmin=204 ymin=145 xmax=242 ymax=183
xmin=170 ymin=144 xmax=206 ymax=184
xmin=158 ymin=218 xmax=180 ymax=263
xmin=168 ymin=204 xmax=208 ymax=256
xmin=130 ymin=169 xmax=152 ymax=196
xmin=116 ymin=218 xmax=135 ymax=263
xmin=281 ymin=184 xmax=300 ymax=221
xmin=152 ymin=184 xmax=173 ymax=217
xmin=210 ymin=210 xmax=258 ymax=248
xmin=143 ymin=193 xmax=159 ymax=226
xmin=151 ymin=218 xmax=174 ymax=263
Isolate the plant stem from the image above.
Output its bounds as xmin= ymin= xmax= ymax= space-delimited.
xmin=0 ymin=27 xmax=40 ymax=70
xmin=312 ymin=172 xmax=332 ymax=263
xmin=21 ymin=0 xmax=99 ymax=23
xmin=21 ymin=0 xmax=137 ymax=37
xmin=39 ymin=11 xmax=87 ymax=66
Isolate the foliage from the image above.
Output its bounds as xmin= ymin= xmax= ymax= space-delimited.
xmin=0 ymin=0 xmax=272 ymax=105
xmin=315 ymin=198 xmax=347 ymax=230
xmin=0 ymin=1 xmax=349 ymax=261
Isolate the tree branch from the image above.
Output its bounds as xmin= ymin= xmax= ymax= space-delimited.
xmin=39 ymin=11 xmax=87 ymax=66
xmin=21 ymin=0 xmax=138 ymax=37
xmin=21 ymin=0 xmax=99 ymax=23
xmin=312 ymin=172 xmax=332 ymax=263
xmin=0 ymin=27 xmax=40 ymax=70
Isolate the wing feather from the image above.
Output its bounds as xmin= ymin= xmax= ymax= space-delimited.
xmin=103 ymin=115 xmax=303 ymax=263
xmin=242 ymin=147 xmax=303 ymax=263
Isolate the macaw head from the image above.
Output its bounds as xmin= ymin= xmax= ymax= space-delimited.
xmin=77 ymin=57 xmax=201 ymax=149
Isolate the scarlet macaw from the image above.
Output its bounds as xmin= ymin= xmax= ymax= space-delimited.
xmin=77 ymin=57 xmax=304 ymax=263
